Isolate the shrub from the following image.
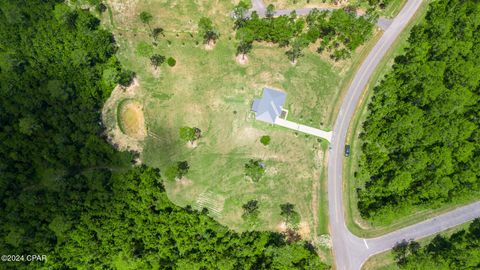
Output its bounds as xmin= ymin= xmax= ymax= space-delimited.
xmin=245 ymin=159 xmax=265 ymax=182
xmin=260 ymin=135 xmax=271 ymax=146
xmin=167 ymin=57 xmax=176 ymax=67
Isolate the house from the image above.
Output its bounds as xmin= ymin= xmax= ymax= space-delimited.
xmin=251 ymin=87 xmax=287 ymax=124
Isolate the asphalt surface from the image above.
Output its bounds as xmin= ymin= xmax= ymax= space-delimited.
xmin=327 ymin=0 xmax=480 ymax=269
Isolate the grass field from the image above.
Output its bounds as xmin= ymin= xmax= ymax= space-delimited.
xmin=361 ymin=221 xmax=473 ymax=270
xmin=340 ymin=0 xmax=479 ymax=238
xmin=101 ymin=1 xmax=377 ymax=258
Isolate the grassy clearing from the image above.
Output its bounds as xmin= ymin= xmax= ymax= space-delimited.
xmin=102 ymin=1 xmax=374 ymax=259
xmin=361 ymin=221 xmax=473 ymax=270
xmin=342 ymin=0 xmax=476 ymax=238
xmin=381 ymin=0 xmax=407 ymax=18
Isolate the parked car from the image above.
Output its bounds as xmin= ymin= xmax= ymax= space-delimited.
xmin=345 ymin=145 xmax=351 ymax=157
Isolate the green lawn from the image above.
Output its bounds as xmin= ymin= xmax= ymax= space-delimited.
xmin=101 ymin=1 xmax=375 ymax=259
xmin=341 ymin=0 xmax=478 ymax=238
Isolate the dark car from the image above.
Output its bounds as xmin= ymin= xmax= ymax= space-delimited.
xmin=345 ymin=145 xmax=351 ymax=157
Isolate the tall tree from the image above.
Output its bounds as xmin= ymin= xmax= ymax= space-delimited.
xmin=357 ymin=0 xmax=480 ymax=220
xmin=198 ymin=17 xmax=219 ymax=45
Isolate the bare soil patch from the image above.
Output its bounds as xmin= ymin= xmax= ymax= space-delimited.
xmin=119 ymin=101 xmax=146 ymax=140
xmin=102 ymin=78 xmax=146 ymax=153
xmin=236 ymin=54 xmax=249 ymax=65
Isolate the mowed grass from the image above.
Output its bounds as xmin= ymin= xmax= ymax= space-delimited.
xmin=103 ymin=0 xmax=373 ymax=254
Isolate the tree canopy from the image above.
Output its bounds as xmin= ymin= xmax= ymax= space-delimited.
xmin=393 ymin=219 xmax=480 ymax=269
xmin=357 ymin=0 xmax=480 ymax=220
xmin=233 ymin=5 xmax=374 ymax=61
xmin=0 ymin=2 xmax=328 ymax=269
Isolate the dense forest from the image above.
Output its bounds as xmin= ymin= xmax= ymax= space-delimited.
xmin=357 ymin=0 xmax=480 ymax=220
xmin=0 ymin=1 xmax=326 ymax=269
xmin=392 ymin=218 xmax=480 ymax=269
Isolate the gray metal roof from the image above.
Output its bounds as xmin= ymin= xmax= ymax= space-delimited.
xmin=251 ymin=88 xmax=286 ymax=124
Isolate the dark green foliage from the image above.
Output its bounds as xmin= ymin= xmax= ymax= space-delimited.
xmin=245 ymin=159 xmax=266 ymax=182
xmin=393 ymin=219 xmax=480 ymax=269
xmin=198 ymin=17 xmax=219 ymax=44
xmin=96 ymin=3 xmax=107 ymax=13
xmin=266 ymin=4 xmax=275 ymax=18
xmin=139 ymin=11 xmax=152 ymax=25
xmin=150 ymin=54 xmax=165 ymax=69
xmin=280 ymin=203 xmax=301 ymax=227
xmin=50 ymin=167 xmax=328 ymax=269
xmin=152 ymin=27 xmax=164 ymax=40
xmin=242 ymin=200 xmax=260 ymax=224
xmin=243 ymin=200 xmax=259 ymax=215
xmin=234 ymin=7 xmax=373 ymax=61
xmin=0 ymin=0 xmax=131 ymax=263
xmin=260 ymin=135 xmax=271 ymax=145
xmin=0 ymin=2 xmax=329 ymax=269
xmin=232 ymin=1 xmax=251 ymax=29
xmin=167 ymin=57 xmax=176 ymax=67
xmin=357 ymin=0 xmax=480 ymax=220
xmin=179 ymin=126 xmax=201 ymax=142
xmin=164 ymin=161 xmax=190 ymax=181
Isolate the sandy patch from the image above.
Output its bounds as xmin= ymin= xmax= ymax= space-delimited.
xmin=236 ymin=54 xmax=249 ymax=65
xmin=186 ymin=140 xmax=198 ymax=149
xmin=177 ymin=177 xmax=193 ymax=186
xmin=277 ymin=222 xmax=288 ymax=232
xmin=204 ymin=40 xmax=215 ymax=50
xmin=356 ymin=8 xmax=366 ymax=16
xmin=119 ymin=101 xmax=146 ymax=140
xmin=102 ymin=78 xmax=145 ymax=153
xmin=298 ymin=221 xmax=311 ymax=239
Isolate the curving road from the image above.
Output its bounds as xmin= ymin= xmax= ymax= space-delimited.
xmin=327 ymin=0 xmax=480 ymax=269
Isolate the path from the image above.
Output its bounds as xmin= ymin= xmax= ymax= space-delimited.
xmin=275 ymin=118 xmax=332 ymax=142
xmin=327 ymin=0 xmax=480 ymax=269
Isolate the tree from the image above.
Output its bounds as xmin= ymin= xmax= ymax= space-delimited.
xmin=357 ymin=0 xmax=480 ymax=220
xmin=266 ymin=4 xmax=275 ymax=18
xmin=244 ymin=159 xmax=265 ymax=182
xmin=152 ymin=27 xmax=164 ymax=41
xmin=139 ymin=11 xmax=152 ymax=30
xmin=236 ymin=28 xmax=254 ymax=60
xmin=242 ymin=200 xmax=259 ymax=215
xmin=232 ymin=1 xmax=250 ymax=29
xmin=179 ymin=127 xmax=201 ymax=142
xmin=286 ymin=38 xmax=306 ymax=63
xmin=198 ymin=17 xmax=219 ymax=45
xmin=164 ymin=161 xmax=190 ymax=181
xmin=280 ymin=203 xmax=300 ymax=227
xmin=260 ymin=135 xmax=271 ymax=146
xmin=167 ymin=57 xmax=176 ymax=67
xmin=242 ymin=200 xmax=260 ymax=221
xmin=0 ymin=2 xmax=329 ymax=269
xmin=150 ymin=54 xmax=165 ymax=69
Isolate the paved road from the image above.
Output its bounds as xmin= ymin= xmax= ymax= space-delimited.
xmin=327 ymin=0 xmax=480 ymax=269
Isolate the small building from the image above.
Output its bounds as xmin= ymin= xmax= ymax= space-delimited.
xmin=251 ymin=87 xmax=287 ymax=124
